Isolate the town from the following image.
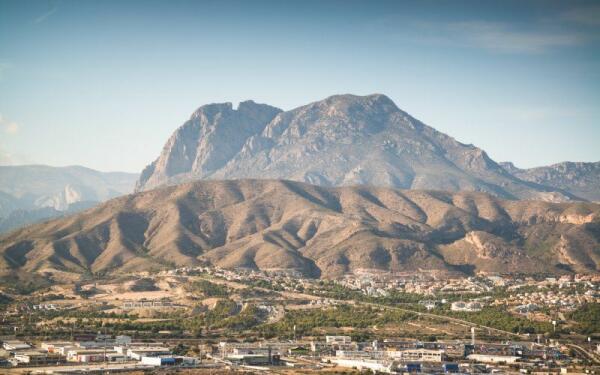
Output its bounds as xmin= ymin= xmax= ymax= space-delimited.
xmin=0 ymin=265 xmax=598 ymax=373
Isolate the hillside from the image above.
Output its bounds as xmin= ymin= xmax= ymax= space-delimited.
xmin=1 ymin=179 xmax=598 ymax=279
xmin=136 ymin=94 xmax=572 ymax=202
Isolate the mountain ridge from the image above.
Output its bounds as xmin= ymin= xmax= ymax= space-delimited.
xmin=500 ymin=161 xmax=600 ymax=202
xmin=2 ymin=179 xmax=598 ymax=279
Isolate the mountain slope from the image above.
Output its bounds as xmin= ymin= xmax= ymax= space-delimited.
xmin=0 ymin=165 xmax=138 ymax=233
xmin=501 ymin=161 xmax=600 ymax=202
xmin=1 ymin=179 xmax=598 ymax=279
xmin=136 ymin=94 xmax=573 ymax=202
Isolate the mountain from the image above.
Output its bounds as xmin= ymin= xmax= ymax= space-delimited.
xmin=136 ymin=94 xmax=574 ymax=202
xmin=0 ymin=165 xmax=138 ymax=233
xmin=1 ymin=179 xmax=598 ymax=279
xmin=0 ymin=202 xmax=98 ymax=234
xmin=137 ymin=101 xmax=282 ymax=191
xmin=501 ymin=162 xmax=600 ymax=202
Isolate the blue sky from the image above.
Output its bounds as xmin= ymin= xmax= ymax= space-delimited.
xmin=0 ymin=0 xmax=599 ymax=173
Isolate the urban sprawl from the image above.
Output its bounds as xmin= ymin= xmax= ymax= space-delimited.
xmin=0 ymin=266 xmax=598 ymax=374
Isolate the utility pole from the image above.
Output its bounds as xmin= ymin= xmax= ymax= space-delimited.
xmin=102 ymin=323 xmax=107 ymax=366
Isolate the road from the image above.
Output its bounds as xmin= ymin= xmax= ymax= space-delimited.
xmin=10 ymin=362 xmax=156 ymax=374
xmin=357 ymin=300 xmax=527 ymax=339
xmin=566 ymin=343 xmax=600 ymax=364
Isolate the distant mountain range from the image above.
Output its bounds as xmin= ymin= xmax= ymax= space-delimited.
xmin=0 ymin=165 xmax=138 ymax=233
xmin=1 ymin=179 xmax=598 ymax=279
xmin=500 ymin=161 xmax=600 ymax=202
xmin=136 ymin=94 xmax=590 ymax=202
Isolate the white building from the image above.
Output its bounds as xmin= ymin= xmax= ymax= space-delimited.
xmin=451 ymin=301 xmax=482 ymax=312
xmin=326 ymin=336 xmax=352 ymax=345
xmin=41 ymin=341 xmax=73 ymax=353
xmin=52 ymin=345 xmax=76 ymax=356
xmin=467 ymin=354 xmax=520 ymax=364
xmin=127 ymin=347 xmax=171 ymax=360
xmin=336 ymin=350 xmax=385 ymax=359
xmin=67 ymin=349 xmax=117 ymax=362
xmin=330 ymin=358 xmax=400 ymax=373
xmin=140 ymin=356 xmax=196 ymax=366
xmin=12 ymin=351 xmax=63 ymax=365
xmin=386 ymin=349 xmax=445 ymax=362
xmin=2 ymin=340 xmax=31 ymax=351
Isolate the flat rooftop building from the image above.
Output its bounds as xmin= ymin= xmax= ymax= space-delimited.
xmin=127 ymin=347 xmax=171 ymax=360
xmin=2 ymin=340 xmax=31 ymax=351
xmin=467 ymin=354 xmax=521 ymax=364
xmin=13 ymin=351 xmax=64 ymax=365
xmin=387 ymin=348 xmax=446 ymax=363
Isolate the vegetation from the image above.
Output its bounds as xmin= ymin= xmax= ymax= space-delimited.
xmin=569 ymin=303 xmax=600 ymax=334
xmin=213 ymin=304 xmax=263 ymax=330
xmin=440 ymin=306 xmax=554 ymax=334
xmin=307 ymin=280 xmax=422 ymax=305
xmin=259 ymin=304 xmax=416 ymax=338
xmin=0 ymin=273 xmax=52 ymax=294
xmin=186 ymin=279 xmax=230 ymax=297
xmin=130 ymin=278 xmax=159 ymax=292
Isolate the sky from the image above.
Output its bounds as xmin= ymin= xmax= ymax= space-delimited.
xmin=0 ymin=0 xmax=599 ymax=173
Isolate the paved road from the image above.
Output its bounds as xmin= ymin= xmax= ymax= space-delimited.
xmin=10 ymin=362 xmax=156 ymax=374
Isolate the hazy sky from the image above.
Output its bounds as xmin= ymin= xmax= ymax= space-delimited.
xmin=0 ymin=0 xmax=599 ymax=173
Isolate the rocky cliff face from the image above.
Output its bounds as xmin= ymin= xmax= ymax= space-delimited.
xmin=1 ymin=179 xmax=598 ymax=278
xmin=500 ymin=161 xmax=600 ymax=202
xmin=136 ymin=94 xmax=572 ymax=202
xmin=137 ymin=101 xmax=282 ymax=190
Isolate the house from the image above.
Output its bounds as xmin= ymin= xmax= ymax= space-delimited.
xmin=420 ymin=300 xmax=438 ymax=311
xmin=451 ymin=301 xmax=482 ymax=312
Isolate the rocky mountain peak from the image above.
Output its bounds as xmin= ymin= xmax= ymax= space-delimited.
xmin=135 ymin=94 xmax=576 ymax=202
xmin=136 ymin=100 xmax=282 ymax=191
xmin=499 ymin=162 xmax=521 ymax=174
